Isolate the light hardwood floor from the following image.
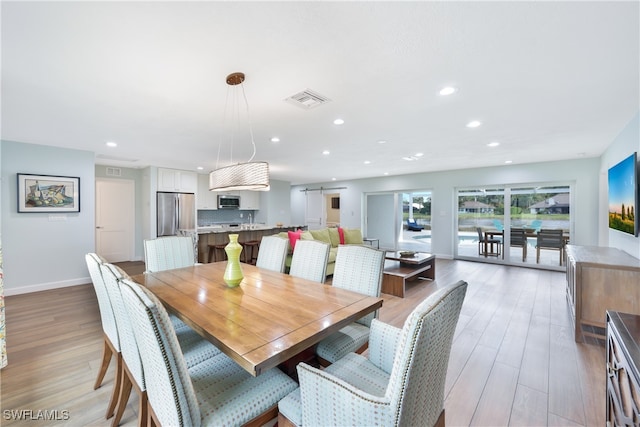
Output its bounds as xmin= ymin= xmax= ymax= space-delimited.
xmin=1 ymin=259 xmax=604 ymax=426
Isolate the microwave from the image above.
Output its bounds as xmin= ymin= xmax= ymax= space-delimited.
xmin=218 ymin=195 xmax=240 ymax=209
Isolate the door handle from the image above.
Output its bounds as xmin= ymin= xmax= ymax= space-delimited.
xmin=96 ymin=226 xmax=104 ymax=229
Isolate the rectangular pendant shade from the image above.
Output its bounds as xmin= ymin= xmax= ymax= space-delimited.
xmin=209 ymin=161 xmax=270 ymax=192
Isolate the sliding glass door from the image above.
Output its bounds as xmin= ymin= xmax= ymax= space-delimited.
xmin=456 ymin=184 xmax=572 ymax=270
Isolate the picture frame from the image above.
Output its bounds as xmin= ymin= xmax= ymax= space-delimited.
xmin=17 ymin=173 xmax=80 ymax=213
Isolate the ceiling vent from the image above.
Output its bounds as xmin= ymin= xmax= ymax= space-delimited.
xmin=106 ymin=167 xmax=122 ymax=177
xmin=284 ymin=89 xmax=331 ymax=109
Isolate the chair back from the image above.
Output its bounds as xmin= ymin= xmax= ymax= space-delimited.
xmin=289 ymin=240 xmax=330 ymax=283
xmin=100 ymin=263 xmax=145 ymax=390
xmin=537 ymin=229 xmax=563 ymax=249
xmin=386 ymin=280 xmax=468 ymax=427
xmin=476 ymin=227 xmax=484 ymax=242
xmin=85 ymin=253 xmax=120 ymax=351
xmin=119 ymin=278 xmax=200 ymax=427
xmin=510 ymin=228 xmax=527 ymax=246
xmin=144 ymin=236 xmax=195 ymax=273
xmin=255 ymin=236 xmax=289 ymax=273
xmin=332 ymin=245 xmax=385 ymax=326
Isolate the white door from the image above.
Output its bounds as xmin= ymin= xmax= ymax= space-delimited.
xmin=305 ymin=190 xmax=324 ymax=230
xmin=96 ymin=178 xmax=135 ymax=262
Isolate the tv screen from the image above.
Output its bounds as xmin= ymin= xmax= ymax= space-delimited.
xmin=608 ymin=152 xmax=638 ymax=236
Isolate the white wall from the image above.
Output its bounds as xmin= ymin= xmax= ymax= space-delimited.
xmin=600 ymin=112 xmax=640 ymax=258
xmin=255 ymin=179 xmax=292 ymax=226
xmin=291 ymin=158 xmax=600 ymax=259
xmin=1 ymin=140 xmax=95 ymax=295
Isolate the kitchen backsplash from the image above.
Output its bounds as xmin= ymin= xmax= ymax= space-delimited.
xmin=198 ymin=209 xmax=256 ymax=226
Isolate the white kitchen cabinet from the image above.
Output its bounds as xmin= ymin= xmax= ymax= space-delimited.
xmin=239 ymin=191 xmax=260 ymax=210
xmin=158 ymin=168 xmax=197 ymax=193
xmin=197 ymin=174 xmax=217 ymax=210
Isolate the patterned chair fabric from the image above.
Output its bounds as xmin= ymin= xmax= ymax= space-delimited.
xmin=255 ymin=235 xmax=289 ymax=273
xmin=84 ymin=253 xmax=122 ymax=419
xmin=144 ymin=236 xmax=196 ymax=273
xmin=99 ymin=263 xmax=223 ymax=426
xmin=279 ymin=280 xmax=468 ymax=427
xmin=315 ymin=245 xmax=385 ymax=364
xmin=289 ymin=239 xmax=331 ymax=283
xmin=119 ymin=278 xmax=298 ymax=427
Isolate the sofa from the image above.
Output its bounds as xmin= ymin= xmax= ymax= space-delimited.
xmin=278 ymin=227 xmax=364 ymax=276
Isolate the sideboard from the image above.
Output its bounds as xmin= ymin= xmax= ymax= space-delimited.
xmin=565 ymin=245 xmax=640 ymax=342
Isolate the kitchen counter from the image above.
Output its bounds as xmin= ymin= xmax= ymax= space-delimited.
xmin=196 ymin=225 xmax=305 ymax=263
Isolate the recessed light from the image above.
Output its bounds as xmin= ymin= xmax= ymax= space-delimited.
xmin=322 ymin=150 xmax=330 ymax=155
xmin=487 ymin=141 xmax=500 ymax=147
xmin=466 ymin=120 xmax=482 ymax=128
xmin=364 ymin=160 xmax=371 ymax=165
xmin=402 ymin=156 xmax=417 ymax=161
xmin=505 ymin=160 xmax=513 ymax=164
xmin=270 ymin=137 xmax=280 ymax=143
xmin=333 ymin=118 xmax=344 ymax=125
xmin=197 ymin=166 xmax=204 ymax=170
xmin=332 ymin=177 xmax=337 ymax=181
xmin=415 ymin=153 xmax=424 ymax=157
xmin=106 ymin=141 xmax=117 ymax=147
xmin=383 ymin=172 xmax=389 ymax=175
xmin=439 ymin=86 xmax=457 ymax=96
xmin=377 ymin=140 xmax=387 ymax=144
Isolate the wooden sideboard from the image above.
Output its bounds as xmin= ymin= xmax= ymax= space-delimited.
xmin=606 ymin=311 xmax=640 ymax=426
xmin=565 ymin=245 xmax=640 ymax=342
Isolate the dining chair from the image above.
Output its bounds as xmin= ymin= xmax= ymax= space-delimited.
xmin=315 ymin=245 xmax=385 ymax=366
xmin=278 ymin=280 xmax=468 ymax=427
xmin=85 ymin=253 xmax=122 ymax=420
xmin=536 ymin=229 xmax=564 ymax=265
xmin=143 ymin=236 xmax=196 ymax=273
xmin=288 ymin=239 xmax=331 ymax=283
xmin=476 ymin=227 xmax=501 ymax=257
xmin=118 ymin=277 xmax=298 ymax=427
xmin=255 ymin=235 xmax=289 ymax=273
xmin=509 ymin=228 xmax=528 ymax=262
xmin=99 ymin=262 xmax=223 ymax=427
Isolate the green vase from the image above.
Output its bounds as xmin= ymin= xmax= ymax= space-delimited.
xmin=223 ymin=234 xmax=243 ymax=287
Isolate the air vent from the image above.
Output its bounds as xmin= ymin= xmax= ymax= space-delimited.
xmin=106 ymin=167 xmax=122 ymax=177
xmin=284 ymin=89 xmax=331 ymax=109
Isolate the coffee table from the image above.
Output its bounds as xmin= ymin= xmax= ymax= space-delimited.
xmin=382 ymin=251 xmax=435 ymax=298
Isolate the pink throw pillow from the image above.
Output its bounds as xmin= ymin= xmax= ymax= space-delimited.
xmin=338 ymin=227 xmax=345 ymax=245
xmin=288 ymin=230 xmax=303 ymax=250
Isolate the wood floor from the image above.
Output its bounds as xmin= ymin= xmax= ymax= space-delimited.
xmin=1 ymin=259 xmax=604 ymax=426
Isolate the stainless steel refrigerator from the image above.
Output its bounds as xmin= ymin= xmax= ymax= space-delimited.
xmin=157 ymin=192 xmax=196 ymax=237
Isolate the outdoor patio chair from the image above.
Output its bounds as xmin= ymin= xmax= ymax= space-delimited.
xmin=536 ymin=229 xmax=564 ymax=265
xmin=509 ymin=228 xmax=528 ymax=261
xmin=407 ymin=218 xmax=424 ymax=231
xmin=476 ymin=227 xmax=501 ymax=257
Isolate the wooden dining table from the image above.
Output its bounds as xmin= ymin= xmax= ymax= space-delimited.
xmin=132 ymin=262 xmax=383 ymax=376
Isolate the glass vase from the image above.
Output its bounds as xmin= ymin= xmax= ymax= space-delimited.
xmin=223 ymin=234 xmax=243 ymax=287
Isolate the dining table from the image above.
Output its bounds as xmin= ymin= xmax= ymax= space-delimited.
xmin=132 ymin=262 xmax=383 ymax=377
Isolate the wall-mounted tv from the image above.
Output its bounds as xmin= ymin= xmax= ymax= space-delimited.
xmin=608 ymin=152 xmax=638 ymax=236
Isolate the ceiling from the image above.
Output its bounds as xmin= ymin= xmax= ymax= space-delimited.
xmin=2 ymin=1 xmax=638 ymax=185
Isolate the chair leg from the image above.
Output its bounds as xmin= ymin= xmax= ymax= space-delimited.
xmin=94 ymin=336 xmax=113 ymax=390
xmin=138 ymin=391 xmax=148 ymax=427
xmin=106 ymin=353 xmax=123 ymax=419
xmin=278 ymin=412 xmax=297 ymax=427
xmin=434 ymin=409 xmax=445 ymax=427
xmin=111 ymin=364 xmax=132 ymax=427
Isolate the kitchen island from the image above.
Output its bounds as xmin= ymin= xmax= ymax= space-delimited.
xmin=196 ymin=225 xmax=303 ymax=263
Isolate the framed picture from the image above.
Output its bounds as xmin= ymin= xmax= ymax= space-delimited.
xmin=17 ymin=173 xmax=80 ymax=213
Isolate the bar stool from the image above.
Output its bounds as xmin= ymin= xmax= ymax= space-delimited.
xmin=208 ymin=242 xmax=228 ymax=263
xmin=243 ymin=240 xmax=260 ymax=265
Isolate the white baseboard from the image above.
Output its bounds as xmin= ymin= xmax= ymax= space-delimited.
xmin=4 ymin=277 xmax=91 ymax=296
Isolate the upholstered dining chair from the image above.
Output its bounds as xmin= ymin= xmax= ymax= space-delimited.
xmin=509 ymin=228 xmax=528 ymax=262
xmin=315 ymin=245 xmax=385 ymax=366
xmin=143 ymin=236 xmax=196 ymax=273
xmin=85 ymin=253 xmax=122 ymax=420
xmin=288 ymin=239 xmax=331 ymax=283
xmin=99 ymin=262 xmax=222 ymax=427
xmin=476 ymin=227 xmax=501 ymax=257
xmin=118 ymin=277 xmax=298 ymax=427
xmin=255 ymin=235 xmax=289 ymax=273
xmin=278 ymin=280 xmax=468 ymax=427
xmin=536 ymin=229 xmax=564 ymax=265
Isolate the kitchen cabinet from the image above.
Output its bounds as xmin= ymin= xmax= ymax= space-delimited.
xmin=197 ymin=174 xmax=217 ymax=210
xmin=158 ymin=168 xmax=197 ymax=193
xmin=606 ymin=311 xmax=640 ymax=426
xmin=565 ymin=245 xmax=640 ymax=342
xmin=239 ymin=190 xmax=260 ymax=210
